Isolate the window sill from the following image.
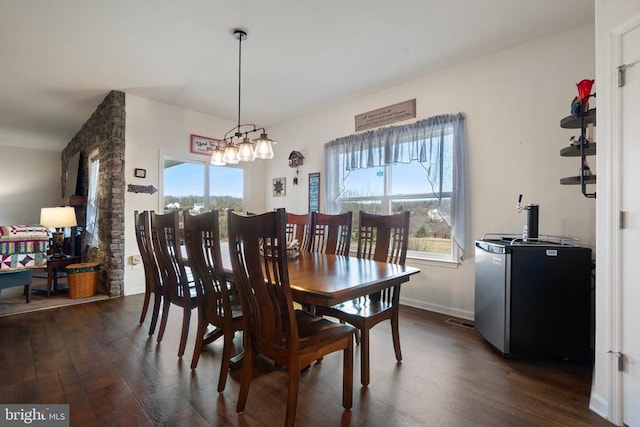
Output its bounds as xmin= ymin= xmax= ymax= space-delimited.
xmin=346 ymin=250 xmax=460 ymax=269
xmin=405 ymin=255 xmax=460 ymax=269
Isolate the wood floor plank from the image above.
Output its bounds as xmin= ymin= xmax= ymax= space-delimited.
xmin=0 ymin=295 xmax=613 ymax=426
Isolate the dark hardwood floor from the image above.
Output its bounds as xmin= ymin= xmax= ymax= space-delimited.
xmin=0 ymin=295 xmax=612 ymax=426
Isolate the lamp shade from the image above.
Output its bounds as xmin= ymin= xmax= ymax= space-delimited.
xmin=223 ymin=144 xmax=240 ymax=164
xmin=253 ymin=133 xmax=275 ymax=159
xmin=238 ymin=138 xmax=256 ymax=162
xmin=40 ymin=207 xmax=77 ymax=228
xmin=210 ymin=148 xmax=226 ymax=166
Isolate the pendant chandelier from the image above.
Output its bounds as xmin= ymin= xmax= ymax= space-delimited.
xmin=211 ymin=29 xmax=275 ymax=166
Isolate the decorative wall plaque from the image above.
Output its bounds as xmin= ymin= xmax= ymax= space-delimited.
xmin=355 ymin=99 xmax=416 ymax=132
xmin=127 ymin=184 xmax=158 ymax=194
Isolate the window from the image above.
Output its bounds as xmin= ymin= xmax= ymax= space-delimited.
xmin=324 ymin=114 xmax=465 ymax=262
xmin=86 ymin=150 xmax=100 ymax=248
xmin=162 ymin=154 xmax=244 ymax=238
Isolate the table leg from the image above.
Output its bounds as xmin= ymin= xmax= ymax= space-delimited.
xmin=47 ymin=267 xmax=53 ymax=297
xmin=23 ymin=284 xmax=31 ymax=303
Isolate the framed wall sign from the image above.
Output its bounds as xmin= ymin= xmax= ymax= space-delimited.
xmin=273 ymin=177 xmax=286 ymax=197
xmin=308 ymin=172 xmax=320 ymax=212
xmin=190 ymin=134 xmax=221 ymax=156
xmin=355 ymin=99 xmax=416 ymax=132
xmin=134 ymin=168 xmax=146 ymax=178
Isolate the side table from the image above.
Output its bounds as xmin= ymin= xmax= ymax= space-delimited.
xmin=36 ymin=256 xmax=80 ymax=297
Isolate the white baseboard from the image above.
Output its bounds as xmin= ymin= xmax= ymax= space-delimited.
xmin=124 ymin=286 xmax=145 ymax=296
xmin=588 ymin=393 xmax=611 ymax=424
xmin=400 ymin=296 xmax=474 ymax=321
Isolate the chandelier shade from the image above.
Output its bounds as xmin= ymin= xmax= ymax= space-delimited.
xmin=210 ymin=147 xmax=226 ymax=166
xmin=238 ymin=137 xmax=256 ymax=161
xmin=253 ymin=133 xmax=275 ymax=159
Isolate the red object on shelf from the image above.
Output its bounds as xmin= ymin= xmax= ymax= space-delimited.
xmin=576 ymin=79 xmax=594 ymax=101
xmin=576 ymin=79 xmax=594 ymax=112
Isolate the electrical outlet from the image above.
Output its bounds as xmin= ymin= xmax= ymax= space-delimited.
xmin=131 ymin=254 xmax=142 ymax=265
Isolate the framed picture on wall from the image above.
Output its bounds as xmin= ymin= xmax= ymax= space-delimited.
xmin=190 ymin=134 xmax=220 ymax=156
xmin=273 ymin=177 xmax=286 ymax=197
xmin=309 ymin=172 xmax=320 ymax=212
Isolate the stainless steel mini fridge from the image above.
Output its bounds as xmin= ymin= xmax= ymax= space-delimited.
xmin=474 ymin=235 xmax=593 ymax=360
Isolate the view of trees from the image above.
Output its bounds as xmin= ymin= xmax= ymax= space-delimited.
xmin=164 ymin=195 xmax=243 ymax=213
xmin=339 ymin=198 xmax=451 ymax=254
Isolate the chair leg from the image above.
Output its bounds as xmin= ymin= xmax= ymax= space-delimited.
xmin=285 ymin=367 xmax=300 ymax=427
xmin=391 ymin=310 xmax=402 ymax=362
xmin=148 ymin=292 xmax=162 ymax=335
xmin=236 ymin=344 xmax=254 ymax=413
xmin=139 ymin=289 xmax=151 ymax=324
xmin=177 ymin=307 xmax=191 ymax=357
xmin=343 ymin=337 xmax=354 ymax=409
xmin=156 ymin=299 xmax=171 ymax=343
xmin=360 ymin=328 xmax=370 ymax=387
xmin=190 ymin=316 xmax=207 ymax=369
xmin=217 ymin=330 xmax=234 ymax=392
xmin=23 ymin=284 xmax=31 ymax=303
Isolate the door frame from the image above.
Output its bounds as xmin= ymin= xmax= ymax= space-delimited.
xmin=608 ymin=14 xmax=640 ymax=426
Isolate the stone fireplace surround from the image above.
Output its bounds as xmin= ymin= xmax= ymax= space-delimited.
xmin=61 ymin=90 xmax=125 ymax=297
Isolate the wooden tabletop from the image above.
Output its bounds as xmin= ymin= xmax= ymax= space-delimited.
xmin=281 ymin=252 xmax=418 ymax=307
xmin=210 ymin=245 xmax=420 ymax=308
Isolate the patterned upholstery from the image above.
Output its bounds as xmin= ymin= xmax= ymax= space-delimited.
xmin=0 ymin=225 xmax=48 ymax=270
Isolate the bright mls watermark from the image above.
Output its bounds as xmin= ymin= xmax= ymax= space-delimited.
xmin=1 ymin=405 xmax=69 ymax=426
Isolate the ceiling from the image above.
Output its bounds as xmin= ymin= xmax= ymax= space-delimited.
xmin=0 ymin=0 xmax=594 ymax=151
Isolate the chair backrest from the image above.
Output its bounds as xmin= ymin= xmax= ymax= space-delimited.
xmin=183 ymin=209 xmax=231 ymax=320
xmin=311 ymin=212 xmax=353 ymax=256
xmin=228 ymin=208 xmax=298 ymax=355
xmin=357 ymin=211 xmax=410 ymax=266
xmin=150 ymin=210 xmax=191 ymax=303
xmin=134 ymin=210 xmax=161 ymax=293
xmin=285 ymin=212 xmax=313 ymax=252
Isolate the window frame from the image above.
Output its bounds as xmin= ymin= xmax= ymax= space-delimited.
xmin=324 ymin=114 xmax=466 ymax=264
xmin=86 ymin=149 xmax=100 ymax=248
xmin=159 ymin=151 xmax=246 ymax=213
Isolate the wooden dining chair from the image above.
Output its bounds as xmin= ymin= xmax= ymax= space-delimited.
xmin=310 ymin=211 xmax=353 ymax=256
xmin=285 ymin=212 xmax=313 ymax=252
xmin=151 ymin=210 xmax=197 ymax=357
xmin=134 ymin=210 xmax=163 ymax=335
xmin=182 ymin=209 xmax=243 ymax=392
xmin=228 ymin=208 xmax=355 ymax=426
xmin=316 ymin=211 xmax=410 ymax=386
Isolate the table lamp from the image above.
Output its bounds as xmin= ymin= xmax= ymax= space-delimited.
xmin=40 ymin=207 xmax=78 ymax=259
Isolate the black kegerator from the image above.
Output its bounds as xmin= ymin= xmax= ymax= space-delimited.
xmin=474 ymin=236 xmax=592 ymax=359
xmin=474 ymin=197 xmax=593 ymax=359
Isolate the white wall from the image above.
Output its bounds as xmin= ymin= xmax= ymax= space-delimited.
xmin=264 ymin=23 xmax=596 ymax=319
xmin=123 ymin=95 xmax=266 ymax=295
xmin=592 ymin=1 xmax=640 ymax=423
xmin=0 ymin=145 xmax=62 ymax=224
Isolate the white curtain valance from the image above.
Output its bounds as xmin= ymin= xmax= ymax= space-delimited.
xmin=325 ymin=113 xmax=464 ymax=170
